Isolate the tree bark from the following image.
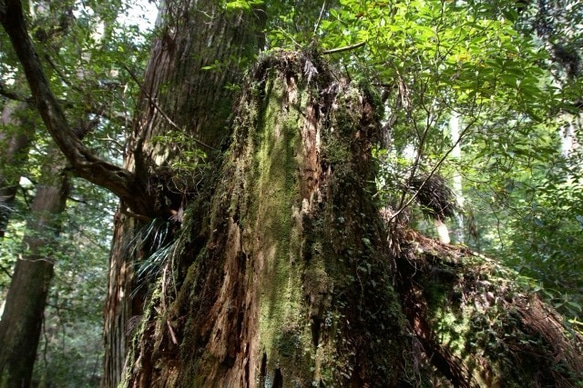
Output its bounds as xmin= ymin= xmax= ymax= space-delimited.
xmin=124 ymin=52 xmax=409 ymax=387
xmin=0 ymin=156 xmax=69 ymax=388
xmin=102 ymin=2 xmax=265 ymax=386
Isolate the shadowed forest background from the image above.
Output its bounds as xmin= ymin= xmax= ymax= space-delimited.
xmin=1 ymin=0 xmax=583 ymax=386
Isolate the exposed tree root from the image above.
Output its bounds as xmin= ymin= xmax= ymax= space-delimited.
xmin=396 ymin=230 xmax=583 ymax=387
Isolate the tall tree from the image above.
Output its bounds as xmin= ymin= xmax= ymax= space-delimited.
xmin=0 ymin=154 xmax=69 ymax=387
xmin=2 ymin=0 xmax=582 ymax=387
xmin=102 ymin=0 xmax=265 ymax=382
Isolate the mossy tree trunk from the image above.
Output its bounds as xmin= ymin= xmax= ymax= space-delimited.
xmin=117 ymin=52 xmax=583 ymax=386
xmin=124 ymin=53 xmax=409 ymax=386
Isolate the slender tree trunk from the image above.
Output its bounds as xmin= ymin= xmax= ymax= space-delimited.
xmin=0 ymin=157 xmax=69 ymax=388
xmin=102 ymin=213 xmax=138 ymax=388
xmin=449 ymin=112 xmax=464 ymax=243
xmin=0 ymin=101 xmax=34 ymax=238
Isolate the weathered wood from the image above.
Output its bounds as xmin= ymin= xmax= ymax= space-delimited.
xmin=122 ymin=51 xmax=408 ymax=387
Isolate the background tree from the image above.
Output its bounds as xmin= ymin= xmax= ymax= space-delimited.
xmin=0 ymin=101 xmax=34 ymax=239
xmin=0 ymin=152 xmax=69 ymax=387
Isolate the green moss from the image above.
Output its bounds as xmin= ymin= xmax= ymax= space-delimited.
xmin=355 ymin=78 xmax=384 ymax=122
xmin=322 ymin=135 xmax=352 ymax=165
xmin=417 ymin=250 xmax=583 ymax=386
xmin=241 ymin=69 xmax=314 ymax=382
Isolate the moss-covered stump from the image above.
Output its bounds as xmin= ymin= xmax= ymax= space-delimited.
xmin=120 ymin=51 xmax=583 ymax=388
xmin=124 ymin=51 xmax=409 ymax=387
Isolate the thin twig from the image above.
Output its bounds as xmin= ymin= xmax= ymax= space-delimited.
xmin=389 ymin=115 xmax=478 ymax=222
xmin=0 ymin=82 xmax=30 ymax=102
xmin=167 ymin=319 xmax=178 ymax=345
xmin=121 ymin=207 xmax=151 ymax=222
xmin=322 ymin=41 xmax=366 ymax=55
xmin=313 ymin=1 xmax=327 ymax=36
xmin=44 ymin=54 xmax=78 ymax=91
xmin=0 ymin=264 xmax=12 ymax=278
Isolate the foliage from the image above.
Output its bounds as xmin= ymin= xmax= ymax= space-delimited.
xmin=293 ymin=0 xmax=583 ymax=322
xmin=305 ymin=0 xmax=554 ymax=211
xmin=464 ymin=143 xmax=583 ymax=319
xmin=33 ymin=183 xmax=116 ymax=387
xmin=0 ymin=179 xmax=116 ymax=386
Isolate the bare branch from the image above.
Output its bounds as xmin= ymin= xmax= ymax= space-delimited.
xmin=0 ymin=81 xmax=31 ymax=103
xmin=389 ymin=115 xmax=479 ymax=222
xmin=0 ymin=263 xmax=12 ymax=278
xmin=322 ymin=41 xmax=366 ymax=55
xmin=313 ymin=1 xmax=327 ymax=37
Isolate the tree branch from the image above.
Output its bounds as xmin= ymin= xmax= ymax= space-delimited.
xmin=322 ymin=41 xmax=366 ymax=55
xmin=0 ymin=0 xmax=153 ymax=216
xmin=0 ymin=81 xmax=32 ymax=103
xmin=389 ymin=115 xmax=478 ymax=223
xmin=0 ymin=263 xmax=12 ymax=278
